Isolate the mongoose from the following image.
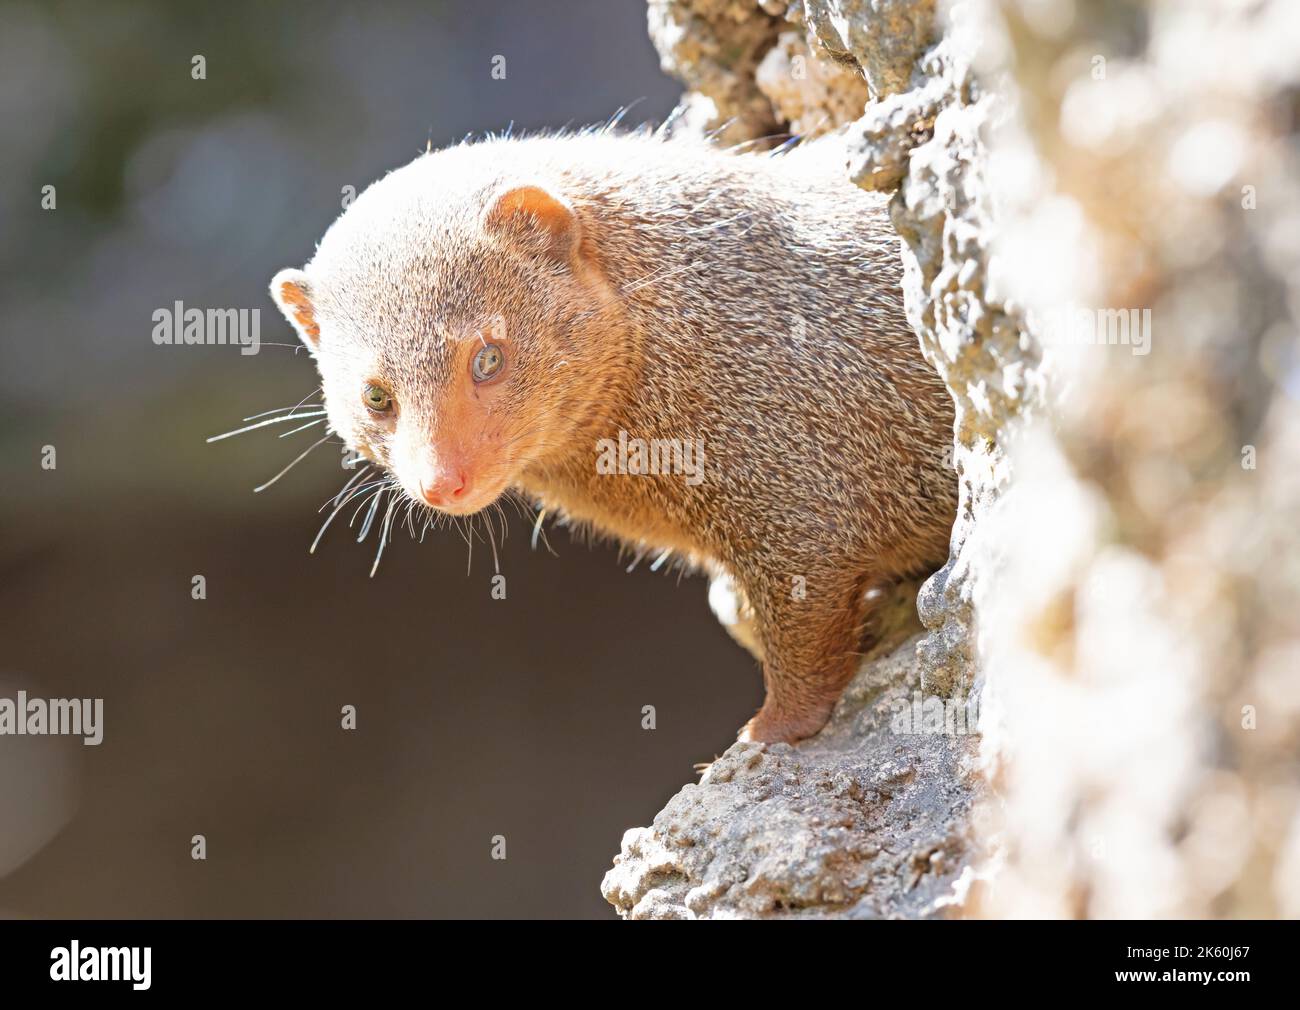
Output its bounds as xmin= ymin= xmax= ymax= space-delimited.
xmin=268 ymin=129 xmax=956 ymax=744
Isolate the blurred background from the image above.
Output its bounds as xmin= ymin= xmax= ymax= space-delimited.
xmin=0 ymin=0 xmax=762 ymax=918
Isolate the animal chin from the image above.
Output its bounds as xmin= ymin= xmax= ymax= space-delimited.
xmin=428 ymin=484 xmax=503 ymax=516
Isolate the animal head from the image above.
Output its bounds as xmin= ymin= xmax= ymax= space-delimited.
xmin=270 ymin=146 xmax=626 ymax=515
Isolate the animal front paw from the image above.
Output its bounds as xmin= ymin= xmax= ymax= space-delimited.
xmin=738 ymin=700 xmax=834 ymax=745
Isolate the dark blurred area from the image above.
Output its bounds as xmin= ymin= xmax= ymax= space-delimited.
xmin=0 ymin=0 xmax=759 ymax=918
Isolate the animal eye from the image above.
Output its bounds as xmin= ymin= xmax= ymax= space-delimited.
xmin=472 ymin=343 xmax=505 ymax=383
xmin=363 ymin=383 xmax=393 ymax=413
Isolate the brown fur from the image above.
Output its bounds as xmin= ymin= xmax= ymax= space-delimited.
xmin=269 ymin=129 xmax=956 ymax=743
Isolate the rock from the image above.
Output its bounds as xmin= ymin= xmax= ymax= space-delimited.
xmin=880 ymin=22 xmax=1039 ymax=700
xmin=646 ymin=0 xmax=785 ymax=144
xmin=803 ymin=0 xmax=938 ymax=101
xmin=755 ymin=30 xmax=871 ymax=137
xmin=602 ymin=629 xmax=980 ymax=919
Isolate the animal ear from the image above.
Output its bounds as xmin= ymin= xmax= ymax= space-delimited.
xmin=270 ymin=268 xmax=321 ymax=349
xmin=482 ymin=184 xmax=579 ymax=264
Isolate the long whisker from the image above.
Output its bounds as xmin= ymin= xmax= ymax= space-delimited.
xmin=505 ymin=490 xmax=532 ymax=521
xmin=242 ymin=388 xmax=323 ymax=422
xmin=321 ymin=477 xmax=389 ymax=510
xmin=491 ymin=500 xmax=510 ymax=552
xmin=483 ymin=507 xmax=501 ymax=574
xmin=310 ymin=467 xmax=373 ymax=554
xmin=357 ymin=485 xmax=387 ymax=542
xmin=528 ymin=502 xmax=558 ymax=557
xmin=348 ymin=486 xmax=386 ymax=531
xmin=370 ymin=494 xmax=399 ymax=577
xmin=319 ymin=465 xmax=371 ymax=512
xmin=277 ymin=417 xmax=327 ymax=438
xmin=207 ymin=410 xmax=329 ymax=443
xmin=253 ymin=434 xmax=332 ymax=493
xmin=247 ymin=342 xmax=315 ymax=353
xmin=319 ymin=466 xmax=372 ymax=513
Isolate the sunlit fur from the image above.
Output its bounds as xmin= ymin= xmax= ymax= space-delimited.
xmin=269 ymin=127 xmax=957 ymax=743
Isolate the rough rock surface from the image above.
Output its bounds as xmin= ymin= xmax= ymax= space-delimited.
xmin=646 ymin=0 xmax=785 ymax=143
xmin=602 ymin=628 xmax=979 ymax=919
xmin=863 ymin=17 xmax=1037 ymax=700
xmin=802 ymin=0 xmax=937 ymax=101
xmin=755 ymin=30 xmax=871 ymax=136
